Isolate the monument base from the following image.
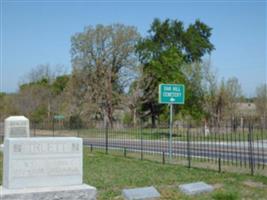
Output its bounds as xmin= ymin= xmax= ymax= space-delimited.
xmin=0 ymin=184 xmax=97 ymax=200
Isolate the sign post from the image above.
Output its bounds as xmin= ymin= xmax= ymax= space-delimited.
xmin=169 ymin=103 xmax=173 ymax=160
xmin=159 ymin=84 xmax=185 ymax=161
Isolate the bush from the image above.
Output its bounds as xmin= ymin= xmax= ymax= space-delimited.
xmin=122 ymin=112 xmax=133 ymax=126
xmin=69 ymin=115 xmax=83 ymax=129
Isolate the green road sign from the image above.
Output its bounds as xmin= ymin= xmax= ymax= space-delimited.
xmin=159 ymin=84 xmax=185 ymax=104
xmin=159 ymin=84 xmax=185 ymax=161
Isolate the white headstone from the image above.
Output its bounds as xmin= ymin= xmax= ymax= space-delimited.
xmin=204 ymin=122 xmax=210 ymax=136
xmin=122 ymin=186 xmax=160 ymax=200
xmin=4 ymin=116 xmax=30 ymax=139
xmin=3 ymin=137 xmax=83 ymax=189
xmin=204 ymin=126 xmax=210 ymax=136
xmin=179 ymin=182 xmax=214 ymax=195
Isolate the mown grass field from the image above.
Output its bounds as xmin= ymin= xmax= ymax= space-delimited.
xmin=1 ymin=149 xmax=266 ymax=200
xmin=84 ymin=149 xmax=267 ymax=199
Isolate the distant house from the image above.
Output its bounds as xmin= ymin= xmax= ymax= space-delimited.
xmin=236 ymin=102 xmax=256 ymax=116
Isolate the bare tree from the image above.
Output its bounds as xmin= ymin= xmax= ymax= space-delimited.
xmin=16 ymin=64 xmax=69 ymax=122
xmin=226 ymin=77 xmax=242 ymax=115
xmin=255 ymin=84 xmax=267 ymax=128
xmin=70 ymin=24 xmax=140 ymax=126
xmin=202 ymin=60 xmax=218 ymax=123
xmin=203 ymin=60 xmax=242 ymax=125
xmin=15 ymin=85 xmax=51 ymax=121
xmin=19 ymin=64 xmax=67 ymax=85
xmin=126 ymin=76 xmax=142 ymax=126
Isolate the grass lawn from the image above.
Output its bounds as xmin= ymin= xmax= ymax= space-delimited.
xmin=0 ymin=149 xmax=267 ymax=200
xmin=82 ymin=148 xmax=267 ymax=199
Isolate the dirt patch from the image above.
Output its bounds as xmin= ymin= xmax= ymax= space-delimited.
xmin=243 ymin=180 xmax=266 ymax=188
xmin=158 ymin=184 xmax=178 ymax=190
xmin=113 ymin=195 xmax=123 ymax=200
xmin=213 ymin=183 xmax=224 ymax=189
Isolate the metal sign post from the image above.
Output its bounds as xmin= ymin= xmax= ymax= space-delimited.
xmin=158 ymin=84 xmax=185 ymax=162
xmin=169 ymin=103 xmax=173 ymax=161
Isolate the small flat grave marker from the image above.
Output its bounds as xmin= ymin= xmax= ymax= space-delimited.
xmin=122 ymin=186 xmax=160 ymax=200
xmin=179 ymin=182 xmax=214 ymax=195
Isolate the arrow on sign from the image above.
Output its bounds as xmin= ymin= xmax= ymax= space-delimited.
xmin=170 ymin=98 xmax=175 ymax=102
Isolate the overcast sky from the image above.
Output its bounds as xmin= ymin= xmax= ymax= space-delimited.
xmin=0 ymin=0 xmax=266 ymax=97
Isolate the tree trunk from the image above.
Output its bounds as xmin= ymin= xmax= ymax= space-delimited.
xmin=103 ymin=110 xmax=109 ymax=129
xmin=48 ymin=102 xmax=51 ymax=120
xmin=105 ymin=68 xmax=113 ymax=128
xmin=107 ymin=105 xmax=113 ymax=128
xmin=150 ymin=103 xmax=156 ymax=128
xmin=133 ymin=108 xmax=137 ymax=127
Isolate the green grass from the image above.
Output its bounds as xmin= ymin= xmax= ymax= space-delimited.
xmin=0 ymin=149 xmax=267 ymax=199
xmin=82 ymin=149 xmax=267 ymax=199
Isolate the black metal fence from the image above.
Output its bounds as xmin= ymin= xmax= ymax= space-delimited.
xmin=24 ymin=119 xmax=267 ymax=176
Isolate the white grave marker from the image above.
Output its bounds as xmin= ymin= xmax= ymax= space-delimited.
xmin=4 ymin=116 xmax=30 ymax=138
xmin=3 ymin=137 xmax=83 ymax=189
xmin=122 ymin=186 xmax=160 ymax=200
xmin=179 ymin=182 xmax=214 ymax=195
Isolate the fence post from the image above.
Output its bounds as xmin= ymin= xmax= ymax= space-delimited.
xmin=105 ymin=122 xmax=109 ymax=154
xmin=248 ymin=123 xmax=254 ymax=176
xmin=33 ymin=123 xmax=36 ymax=137
xmin=141 ymin=122 xmax=143 ymax=160
xmin=52 ymin=118 xmax=55 ymax=137
xmin=186 ymin=123 xmax=191 ymax=168
xmin=124 ymin=147 xmax=127 ymax=157
xmin=217 ymin=121 xmax=222 ymax=173
xmin=76 ymin=121 xmax=80 ymax=137
xmin=218 ymin=157 xmax=221 ymax=173
xmin=169 ymin=104 xmax=173 ymax=161
xmin=162 ymin=151 xmax=165 ymax=164
xmin=90 ymin=144 xmax=93 ymax=152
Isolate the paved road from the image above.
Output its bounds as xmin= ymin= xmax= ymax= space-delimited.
xmin=83 ymin=138 xmax=267 ymax=164
xmin=1 ymin=132 xmax=265 ymax=164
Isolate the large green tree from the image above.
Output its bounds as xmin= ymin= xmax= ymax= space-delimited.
xmin=136 ymin=18 xmax=214 ymax=127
